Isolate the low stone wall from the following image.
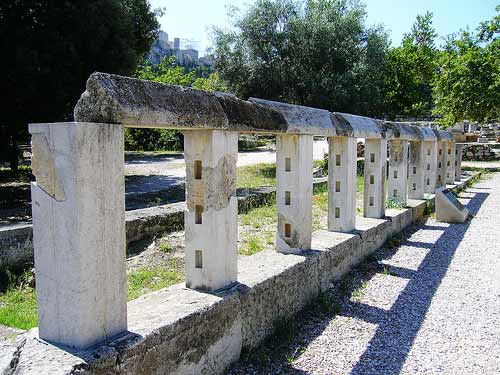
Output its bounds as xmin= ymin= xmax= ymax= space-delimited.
xmin=0 ymin=178 xmax=328 ymax=269
xmin=462 ymin=144 xmax=499 ymax=161
xmin=5 ymin=173 xmax=477 ymax=375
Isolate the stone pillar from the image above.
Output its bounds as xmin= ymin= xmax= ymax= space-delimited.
xmin=328 ymin=136 xmax=357 ymax=232
xmin=408 ymin=140 xmax=425 ymax=199
xmin=364 ymin=138 xmax=387 ymax=218
xmin=387 ymin=139 xmax=409 ymax=205
xmin=29 ymin=122 xmax=126 ymax=349
xmin=436 ymin=141 xmax=446 ymax=188
xmin=276 ymin=134 xmax=313 ymax=254
xmin=455 ymin=144 xmax=464 ymax=181
xmin=424 ymin=140 xmax=438 ymax=194
xmin=184 ymin=130 xmax=238 ymax=291
xmin=446 ymin=142 xmax=456 ymax=185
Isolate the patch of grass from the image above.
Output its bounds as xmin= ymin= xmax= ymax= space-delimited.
xmin=237 ymin=163 xmax=276 ymax=189
xmin=386 ymin=197 xmax=404 ymax=209
xmin=240 ymin=234 xmax=265 ymax=256
xmin=127 ymin=262 xmax=184 ymax=301
xmin=241 ymin=201 xmax=276 ymax=228
xmin=0 ymin=165 xmax=32 ymax=183
xmin=0 ymin=269 xmax=37 ymax=330
xmin=159 ymin=240 xmax=173 ymax=253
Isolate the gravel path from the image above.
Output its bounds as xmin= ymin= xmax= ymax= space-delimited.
xmin=229 ymin=173 xmax=500 ymax=375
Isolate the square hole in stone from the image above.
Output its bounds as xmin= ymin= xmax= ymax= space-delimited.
xmin=370 ymin=153 xmax=375 ymax=163
xmin=194 ymin=160 xmax=202 ymax=179
xmin=335 ymin=181 xmax=341 ymax=192
xmin=438 ymin=175 xmax=442 ymax=181
xmin=448 ymin=148 xmax=451 ymax=155
xmin=195 ymin=250 xmax=203 ymax=269
xmin=439 ymin=149 xmax=442 ymax=155
xmin=285 ymin=191 xmax=291 ymax=205
xmin=370 ymin=175 xmax=374 ymax=184
xmin=412 ymin=183 xmax=416 ymax=190
xmin=335 ymin=154 xmax=341 ymax=166
xmin=285 ymin=157 xmax=291 ymax=172
xmin=455 ymin=160 xmax=457 ymax=166
xmin=195 ymin=205 xmax=203 ymax=224
xmin=369 ymin=196 xmax=374 ymax=206
xmin=284 ymin=223 xmax=292 ymax=238
xmin=393 ymin=189 xmax=398 ymax=197
xmin=394 ymin=170 xmax=398 ymax=179
xmin=413 ymin=166 xmax=417 ymax=174
xmin=439 ymin=162 xmax=442 ymax=168
xmin=335 ymin=207 xmax=340 ymax=218
xmin=447 ymin=161 xmax=450 ymax=166
xmin=427 ymin=164 xmax=430 ymax=171
xmin=428 ymin=148 xmax=431 ymax=156
xmin=427 ymin=178 xmax=430 ymax=185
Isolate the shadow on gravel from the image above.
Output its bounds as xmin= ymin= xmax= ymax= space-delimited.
xmin=349 ymin=190 xmax=489 ymax=375
xmin=227 ymin=190 xmax=489 ymax=375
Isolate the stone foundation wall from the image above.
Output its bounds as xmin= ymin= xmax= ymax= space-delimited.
xmin=462 ymin=144 xmax=499 ymax=161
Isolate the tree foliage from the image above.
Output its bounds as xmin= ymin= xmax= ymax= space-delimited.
xmin=125 ymin=57 xmax=227 ymax=151
xmin=211 ymin=0 xmax=391 ymax=116
xmin=432 ymin=6 xmax=500 ymax=126
xmin=383 ymin=11 xmax=438 ymax=118
xmin=0 ymin=0 xmax=160 ymax=168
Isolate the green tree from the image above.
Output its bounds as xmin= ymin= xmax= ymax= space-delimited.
xmin=126 ymin=57 xmax=227 ymax=151
xmin=211 ymin=0 xmax=390 ymax=116
xmin=383 ymin=11 xmax=438 ymax=119
xmin=432 ymin=27 xmax=500 ymax=126
xmin=0 ymin=0 xmax=160 ymax=170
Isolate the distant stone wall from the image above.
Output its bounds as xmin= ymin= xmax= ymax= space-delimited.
xmin=462 ymin=144 xmax=499 ymax=161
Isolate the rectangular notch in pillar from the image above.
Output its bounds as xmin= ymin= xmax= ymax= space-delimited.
xmin=195 ymin=250 xmax=203 ymax=268
xmin=194 ymin=160 xmax=202 ymax=179
xmin=285 ymin=157 xmax=291 ymax=172
xmin=195 ymin=205 xmax=203 ymax=224
xmin=285 ymin=191 xmax=291 ymax=205
xmin=284 ymin=223 xmax=292 ymax=238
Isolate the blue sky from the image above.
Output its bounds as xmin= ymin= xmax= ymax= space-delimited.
xmin=149 ymin=0 xmax=499 ymax=55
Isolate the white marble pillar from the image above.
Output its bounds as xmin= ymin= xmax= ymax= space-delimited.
xmin=184 ymin=130 xmax=238 ymax=291
xmin=455 ymin=144 xmax=464 ymax=181
xmin=388 ymin=139 xmax=409 ymax=205
xmin=436 ymin=141 xmax=446 ymax=188
xmin=29 ymin=122 xmax=127 ymax=349
xmin=328 ymin=136 xmax=357 ymax=232
xmin=424 ymin=140 xmax=438 ymax=194
xmin=276 ymin=134 xmax=313 ymax=254
xmin=446 ymin=142 xmax=456 ymax=185
xmin=408 ymin=140 xmax=425 ymax=199
xmin=364 ymin=138 xmax=387 ymax=218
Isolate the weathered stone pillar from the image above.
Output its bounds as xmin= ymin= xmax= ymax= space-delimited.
xmin=436 ymin=141 xmax=446 ymax=188
xmin=455 ymin=144 xmax=464 ymax=181
xmin=328 ymin=136 xmax=357 ymax=232
xmin=29 ymin=122 xmax=127 ymax=349
xmin=424 ymin=140 xmax=438 ymax=194
xmin=276 ymin=134 xmax=313 ymax=254
xmin=184 ymin=130 xmax=238 ymax=291
xmin=388 ymin=139 xmax=409 ymax=205
xmin=364 ymin=138 xmax=387 ymax=218
xmin=408 ymin=140 xmax=425 ymax=199
xmin=446 ymin=142 xmax=456 ymax=184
